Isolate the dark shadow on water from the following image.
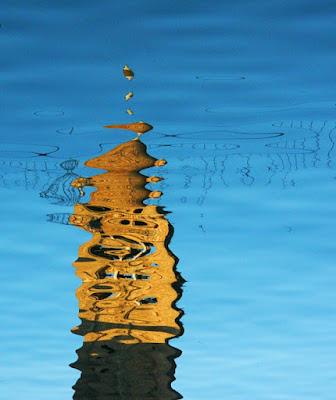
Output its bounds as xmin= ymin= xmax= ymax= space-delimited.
xmin=71 ymin=338 xmax=182 ymax=400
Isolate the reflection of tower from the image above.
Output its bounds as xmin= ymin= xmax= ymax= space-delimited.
xmin=70 ymin=139 xmax=183 ymax=400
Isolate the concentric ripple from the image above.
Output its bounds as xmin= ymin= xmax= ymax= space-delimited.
xmin=196 ymin=75 xmax=246 ymax=81
xmin=34 ymin=110 xmax=64 ymax=116
xmin=206 ymin=100 xmax=336 ymax=116
xmin=0 ymin=143 xmax=59 ymax=158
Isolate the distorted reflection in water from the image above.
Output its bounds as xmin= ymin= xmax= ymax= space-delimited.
xmin=2 ymin=1 xmax=336 ymax=399
xmin=70 ymin=138 xmax=183 ymax=399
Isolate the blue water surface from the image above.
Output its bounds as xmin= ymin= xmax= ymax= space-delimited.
xmin=1 ymin=1 xmax=336 ymax=399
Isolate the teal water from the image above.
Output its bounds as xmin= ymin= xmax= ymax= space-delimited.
xmin=1 ymin=1 xmax=336 ymax=399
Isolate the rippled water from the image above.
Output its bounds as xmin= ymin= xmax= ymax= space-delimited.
xmin=1 ymin=1 xmax=336 ymax=399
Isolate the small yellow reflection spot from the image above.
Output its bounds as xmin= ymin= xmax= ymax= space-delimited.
xmin=155 ymin=159 xmax=167 ymax=167
xmin=123 ymin=65 xmax=134 ymax=80
xmin=126 ymin=109 xmax=133 ymax=115
xmin=146 ymin=176 xmax=163 ymax=183
xmin=149 ymin=190 xmax=162 ymax=199
xmin=125 ymin=92 xmax=133 ymax=101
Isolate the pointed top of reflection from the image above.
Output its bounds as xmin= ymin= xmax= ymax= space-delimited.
xmin=123 ymin=65 xmax=134 ymax=80
xmin=104 ymin=121 xmax=153 ymax=138
xmin=85 ymin=138 xmax=164 ymax=172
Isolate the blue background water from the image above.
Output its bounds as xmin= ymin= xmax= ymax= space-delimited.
xmin=1 ymin=1 xmax=336 ymax=399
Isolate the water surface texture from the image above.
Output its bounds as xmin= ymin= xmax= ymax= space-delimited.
xmin=1 ymin=1 xmax=336 ymax=399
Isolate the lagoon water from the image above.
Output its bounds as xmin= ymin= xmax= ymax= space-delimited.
xmin=1 ymin=1 xmax=336 ymax=399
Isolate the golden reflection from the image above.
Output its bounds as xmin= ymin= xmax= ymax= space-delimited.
xmin=104 ymin=121 xmax=153 ymax=138
xmin=123 ymin=65 xmax=134 ymax=81
xmin=125 ymin=91 xmax=133 ymax=101
xmin=70 ymin=138 xmax=183 ymax=399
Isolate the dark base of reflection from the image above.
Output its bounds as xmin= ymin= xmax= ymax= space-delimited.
xmin=71 ymin=336 xmax=182 ymax=400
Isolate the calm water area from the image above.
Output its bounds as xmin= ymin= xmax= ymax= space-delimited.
xmin=1 ymin=1 xmax=336 ymax=399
